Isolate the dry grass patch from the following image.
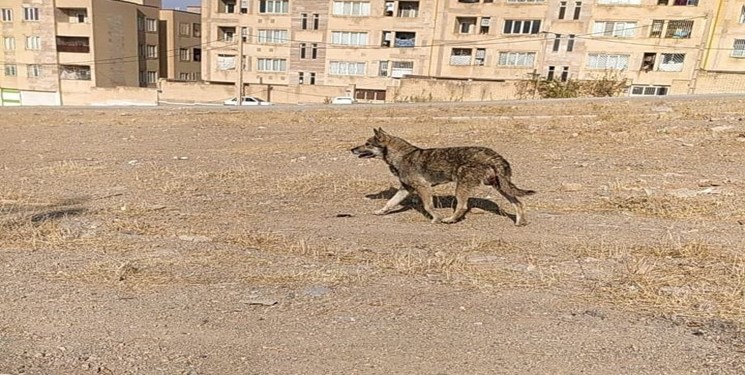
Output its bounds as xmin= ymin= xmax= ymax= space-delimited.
xmin=576 ymin=239 xmax=745 ymax=322
xmin=600 ymin=195 xmax=724 ymax=219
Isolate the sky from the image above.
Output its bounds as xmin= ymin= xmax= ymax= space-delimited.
xmin=162 ymin=0 xmax=199 ymax=10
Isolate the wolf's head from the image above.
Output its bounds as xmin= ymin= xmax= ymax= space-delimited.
xmin=350 ymin=128 xmax=391 ymax=159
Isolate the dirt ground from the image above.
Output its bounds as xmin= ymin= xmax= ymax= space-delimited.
xmin=1 ymin=96 xmax=745 ymax=374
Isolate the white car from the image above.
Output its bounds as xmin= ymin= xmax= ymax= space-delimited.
xmin=223 ymin=96 xmax=273 ymax=106
xmin=331 ymin=96 xmax=356 ymax=105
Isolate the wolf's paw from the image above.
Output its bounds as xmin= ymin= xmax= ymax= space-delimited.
xmin=430 ymin=217 xmax=442 ymax=224
xmin=441 ymin=217 xmax=459 ymax=224
xmin=373 ymin=209 xmax=389 ymax=215
xmin=515 ymin=220 xmax=528 ymax=227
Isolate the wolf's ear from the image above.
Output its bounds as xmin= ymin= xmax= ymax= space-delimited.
xmin=375 ymin=128 xmax=388 ymax=138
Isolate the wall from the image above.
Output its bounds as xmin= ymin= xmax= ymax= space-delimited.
xmin=158 ymin=80 xmax=349 ymax=104
xmin=61 ymin=84 xmax=158 ymax=105
xmin=394 ymin=77 xmax=517 ymax=103
xmin=692 ymin=71 xmax=745 ymax=94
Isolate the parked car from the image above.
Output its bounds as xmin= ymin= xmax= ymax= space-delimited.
xmin=223 ymin=96 xmax=272 ymax=106
xmin=331 ymin=96 xmax=356 ymax=105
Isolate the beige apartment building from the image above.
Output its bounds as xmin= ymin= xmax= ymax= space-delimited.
xmin=159 ymin=8 xmax=202 ymax=81
xmin=0 ymin=0 xmax=201 ymax=105
xmin=200 ymin=0 xmax=745 ymax=101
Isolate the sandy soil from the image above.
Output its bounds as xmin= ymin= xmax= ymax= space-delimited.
xmin=1 ymin=96 xmax=745 ymax=374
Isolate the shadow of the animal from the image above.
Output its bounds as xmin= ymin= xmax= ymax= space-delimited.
xmin=365 ymin=187 xmax=514 ymax=223
xmin=30 ymin=207 xmax=87 ymax=223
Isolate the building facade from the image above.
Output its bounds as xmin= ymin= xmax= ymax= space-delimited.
xmin=0 ymin=0 xmax=201 ymax=105
xmin=200 ymin=0 xmax=745 ymax=100
xmin=159 ymin=9 xmax=202 ymax=82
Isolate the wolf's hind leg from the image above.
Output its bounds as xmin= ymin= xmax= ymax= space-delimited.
xmin=374 ymin=187 xmax=410 ymax=215
xmin=442 ymin=180 xmax=477 ymax=224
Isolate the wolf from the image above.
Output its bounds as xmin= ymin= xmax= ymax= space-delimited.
xmin=351 ymin=128 xmax=535 ymax=225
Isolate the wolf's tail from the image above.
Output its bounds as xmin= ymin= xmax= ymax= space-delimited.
xmin=486 ymin=160 xmax=536 ymax=197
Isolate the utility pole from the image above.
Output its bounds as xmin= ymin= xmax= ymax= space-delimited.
xmin=235 ymin=26 xmax=245 ymax=105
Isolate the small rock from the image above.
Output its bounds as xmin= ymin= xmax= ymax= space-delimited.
xmin=173 ymin=156 xmax=189 ymax=160
xmin=241 ymin=298 xmax=278 ymax=306
xmin=303 ymin=286 xmax=332 ymax=297
xmin=178 ymin=235 xmax=212 ymax=242
xmin=561 ymin=182 xmax=583 ymax=192
xmin=335 ymin=213 xmax=353 ymax=218
xmin=710 ymin=125 xmax=734 ymax=133
xmin=127 ymin=160 xmax=139 ymax=165
xmin=697 ymin=179 xmax=720 ymax=187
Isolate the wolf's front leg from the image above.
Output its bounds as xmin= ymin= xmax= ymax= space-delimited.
xmin=374 ymin=187 xmax=410 ymax=215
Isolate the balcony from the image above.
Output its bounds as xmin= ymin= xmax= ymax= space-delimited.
xmin=56 ymin=36 xmax=90 ymax=53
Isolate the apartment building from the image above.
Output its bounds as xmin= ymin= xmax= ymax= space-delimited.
xmin=159 ymin=9 xmax=202 ymax=81
xmin=1 ymin=0 xmax=202 ymax=105
xmin=200 ymin=0 xmax=744 ymax=101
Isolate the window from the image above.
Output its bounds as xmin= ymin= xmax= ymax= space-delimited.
xmin=313 ymin=14 xmax=320 ymax=29
xmin=586 ymin=53 xmax=629 ymax=69
xmin=332 ymin=1 xmax=371 ymax=16
xmin=630 ymin=85 xmax=668 ymax=96
xmin=331 ymin=31 xmax=368 ymax=46
xmin=650 ymin=20 xmax=664 ymax=38
xmin=259 ymin=0 xmax=289 ymax=14
xmin=573 ymin=2 xmax=582 ymax=20
xmin=558 ymin=1 xmax=566 ymax=19
xmin=193 ymin=48 xmax=202 ymax=62
xmin=561 ymin=66 xmax=569 ymax=81
xmin=4 ymin=64 xmax=17 ymax=76
xmin=1 ymin=8 xmax=12 ymax=21
xmin=450 ymin=48 xmax=472 ymax=65
xmin=498 ymin=52 xmax=536 ymax=67
xmin=258 ymin=29 xmax=288 ymax=44
xmin=301 ymin=13 xmax=308 ymax=29
xmin=567 ymin=34 xmax=575 ymax=51
xmin=329 ymin=61 xmax=366 ymax=76
xmin=658 ymin=53 xmax=685 ymax=71
xmin=60 ymin=8 xmax=87 ymax=23
xmin=257 ymin=58 xmax=287 ymax=72
xmin=552 ymin=33 xmax=562 ymax=52
xmin=592 ymin=21 xmax=636 ymax=37
xmin=378 ymin=60 xmax=389 ymax=76
xmin=25 ymin=36 xmax=41 ymax=50
xmin=474 ymin=48 xmax=486 ymax=66
xmin=309 ymin=72 xmax=316 ymax=84
xmin=672 ymin=0 xmax=697 ymax=5
xmin=394 ymin=32 xmax=416 ymax=47
xmin=23 ymin=6 xmax=39 ymax=21
xmin=311 ymin=43 xmax=318 ymax=58
xmin=222 ymin=0 xmax=236 ymax=13
xmin=391 ymin=61 xmax=414 ymax=77
xmin=3 ymin=37 xmax=15 ymax=50
xmin=732 ymin=39 xmax=745 ymax=57
xmin=137 ymin=16 xmax=145 ymax=31
xmin=397 ymin=1 xmax=419 ymax=17
xmin=146 ymin=18 xmax=157 ymax=32
xmin=665 ymin=20 xmax=693 ymax=38
xmin=179 ymin=23 xmax=191 ymax=36
xmin=219 ymin=27 xmax=236 ymax=42
xmin=241 ymin=0 xmax=248 ymax=13
xmin=355 ymin=89 xmax=386 ymax=101
xmin=179 ymin=48 xmax=191 ymax=61
xmin=217 ymin=54 xmax=236 ymax=70
xmin=146 ymin=44 xmax=157 ymax=59
xmin=179 ymin=73 xmax=190 ymax=80
xmin=241 ymin=27 xmax=248 ymax=42
xmin=193 ymin=23 xmax=202 ymax=37
xmin=641 ymin=52 xmax=655 ymax=71
xmin=480 ymin=17 xmax=491 ymax=34
xmin=60 ymin=65 xmax=91 ymax=80
xmin=740 ymin=6 xmax=745 ymax=24
xmin=298 ymin=71 xmax=304 ymax=84
xmin=147 ymin=71 xmax=158 ymax=84
xmin=27 ymin=64 xmax=42 ymax=77
xmin=503 ymin=20 xmax=541 ymax=35
xmin=457 ymin=17 xmax=477 ymax=34
xmin=300 ymin=43 xmax=307 ymax=58
xmin=547 ymin=66 xmax=555 ymax=80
